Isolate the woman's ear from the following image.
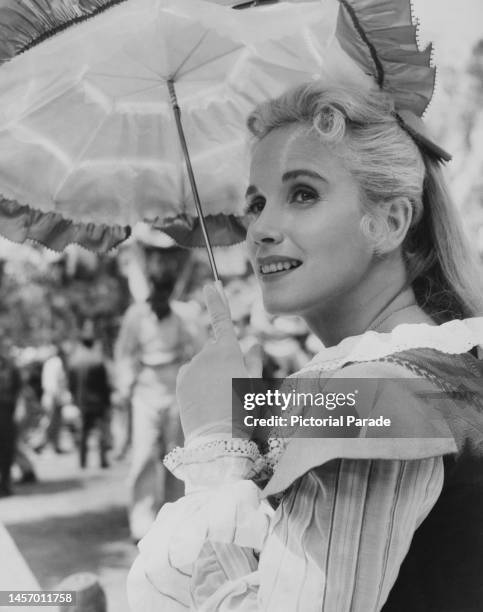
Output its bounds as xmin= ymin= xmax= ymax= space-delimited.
xmin=375 ymin=197 xmax=413 ymax=255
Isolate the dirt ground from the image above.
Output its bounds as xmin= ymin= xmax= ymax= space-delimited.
xmin=0 ymin=449 xmax=137 ymax=612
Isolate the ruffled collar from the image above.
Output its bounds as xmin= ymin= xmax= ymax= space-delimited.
xmin=297 ymin=317 xmax=483 ymax=375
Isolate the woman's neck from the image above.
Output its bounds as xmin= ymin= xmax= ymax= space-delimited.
xmin=304 ymin=284 xmax=435 ymax=347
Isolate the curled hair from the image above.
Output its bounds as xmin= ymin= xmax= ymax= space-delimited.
xmin=247 ymin=83 xmax=483 ymax=321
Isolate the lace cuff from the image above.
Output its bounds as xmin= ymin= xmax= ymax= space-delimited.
xmin=164 ymin=438 xmax=267 ymax=492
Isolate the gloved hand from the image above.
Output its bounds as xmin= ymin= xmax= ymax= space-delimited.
xmin=177 ymin=283 xmax=262 ymax=444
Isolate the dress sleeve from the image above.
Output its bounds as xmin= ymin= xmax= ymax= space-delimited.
xmin=127 ymin=437 xmax=273 ymax=612
xmin=181 ymin=457 xmax=444 ymax=611
xmin=128 ymin=451 xmax=443 ymax=611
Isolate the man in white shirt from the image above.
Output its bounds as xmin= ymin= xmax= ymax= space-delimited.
xmin=115 ymin=245 xmax=200 ymax=542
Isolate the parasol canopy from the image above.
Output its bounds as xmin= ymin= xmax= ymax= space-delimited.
xmin=0 ymin=0 xmax=342 ymax=257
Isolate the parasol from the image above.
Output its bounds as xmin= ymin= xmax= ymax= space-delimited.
xmin=0 ymin=0 xmax=337 ymax=270
xmin=0 ymin=0 xmax=450 ymax=265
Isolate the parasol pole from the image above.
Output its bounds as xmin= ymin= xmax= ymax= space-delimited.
xmin=167 ymin=79 xmax=220 ymax=282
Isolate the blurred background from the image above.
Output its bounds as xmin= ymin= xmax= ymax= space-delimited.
xmin=0 ymin=1 xmax=481 ymax=611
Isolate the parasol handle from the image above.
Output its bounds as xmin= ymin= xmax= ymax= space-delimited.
xmin=214 ymin=279 xmax=229 ymax=307
xmin=167 ymin=79 xmax=220 ymax=283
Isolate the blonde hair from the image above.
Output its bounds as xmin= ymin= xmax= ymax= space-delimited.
xmin=247 ymin=83 xmax=483 ymax=321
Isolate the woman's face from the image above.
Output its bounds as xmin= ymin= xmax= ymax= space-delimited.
xmin=246 ymin=124 xmax=374 ymax=317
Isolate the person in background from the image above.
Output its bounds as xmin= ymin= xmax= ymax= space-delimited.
xmin=13 ymin=383 xmax=38 ymax=484
xmin=36 ymin=345 xmax=71 ymax=454
xmin=0 ymin=335 xmax=21 ymax=497
xmin=115 ymin=242 xmax=196 ymax=543
xmin=68 ymin=319 xmax=112 ymax=469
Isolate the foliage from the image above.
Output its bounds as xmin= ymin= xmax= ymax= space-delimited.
xmin=0 ymin=251 xmax=130 ymax=353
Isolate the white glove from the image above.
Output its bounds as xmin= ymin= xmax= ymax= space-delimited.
xmin=177 ymin=283 xmax=262 ymax=443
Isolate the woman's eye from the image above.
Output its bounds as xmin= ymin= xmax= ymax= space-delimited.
xmin=291 ymin=187 xmax=318 ymax=204
xmin=245 ymin=198 xmax=265 ymax=216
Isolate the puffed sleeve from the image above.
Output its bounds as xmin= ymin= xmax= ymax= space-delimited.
xmin=127 ymin=437 xmax=273 ymax=611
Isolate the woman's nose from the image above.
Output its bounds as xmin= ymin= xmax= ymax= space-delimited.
xmin=248 ymin=208 xmax=284 ymax=246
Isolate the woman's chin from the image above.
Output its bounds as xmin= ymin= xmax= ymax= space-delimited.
xmin=262 ymin=291 xmax=305 ymax=316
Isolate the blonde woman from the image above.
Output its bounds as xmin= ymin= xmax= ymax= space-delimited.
xmin=127 ymin=79 xmax=483 ymax=611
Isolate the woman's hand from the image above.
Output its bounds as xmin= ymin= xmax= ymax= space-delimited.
xmin=177 ymin=283 xmax=262 ymax=443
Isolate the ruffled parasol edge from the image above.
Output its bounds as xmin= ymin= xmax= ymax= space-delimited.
xmin=155 ymin=212 xmax=248 ymax=249
xmin=0 ymin=195 xmax=131 ymax=253
xmin=0 ymin=0 xmax=130 ymax=63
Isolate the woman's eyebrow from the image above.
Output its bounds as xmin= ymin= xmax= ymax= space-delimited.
xmin=245 ymin=169 xmax=327 ymax=197
xmin=282 ymin=169 xmax=328 ymax=183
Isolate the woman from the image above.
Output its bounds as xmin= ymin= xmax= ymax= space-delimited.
xmin=127 ymin=82 xmax=483 ymax=611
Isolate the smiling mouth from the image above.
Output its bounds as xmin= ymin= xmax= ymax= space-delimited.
xmin=259 ymin=260 xmax=302 ymax=275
